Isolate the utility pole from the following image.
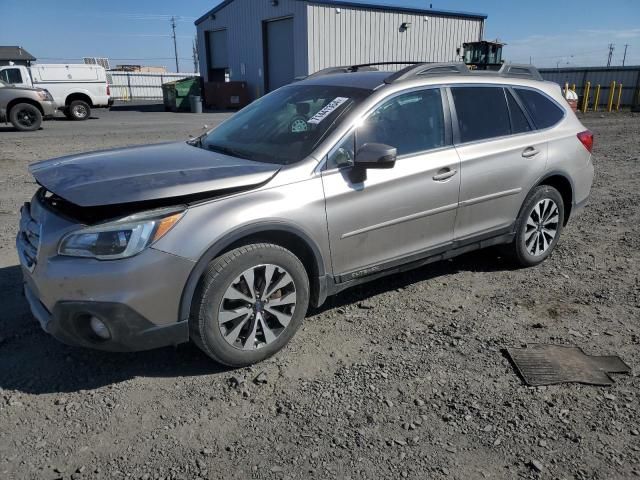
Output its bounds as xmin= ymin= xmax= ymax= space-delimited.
xmin=622 ymin=44 xmax=629 ymax=66
xmin=606 ymin=43 xmax=615 ymax=67
xmin=170 ymin=16 xmax=179 ymax=73
xmin=192 ymin=37 xmax=199 ymax=73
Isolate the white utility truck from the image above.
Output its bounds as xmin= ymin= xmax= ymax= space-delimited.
xmin=0 ymin=64 xmax=111 ymax=120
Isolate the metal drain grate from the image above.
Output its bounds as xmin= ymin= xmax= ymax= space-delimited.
xmin=506 ymin=345 xmax=631 ymax=386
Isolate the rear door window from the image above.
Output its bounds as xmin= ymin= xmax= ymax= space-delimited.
xmin=506 ymin=90 xmax=532 ymax=134
xmin=451 ymin=86 xmax=511 ymax=143
xmin=514 ymin=88 xmax=564 ymax=129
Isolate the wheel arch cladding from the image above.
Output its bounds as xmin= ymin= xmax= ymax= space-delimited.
xmin=536 ymin=173 xmax=574 ymax=225
xmin=178 ymin=223 xmax=328 ymax=323
xmin=66 ymin=92 xmax=93 ymax=107
xmin=7 ymin=98 xmax=44 ymax=116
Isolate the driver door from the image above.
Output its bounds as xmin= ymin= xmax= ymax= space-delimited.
xmin=321 ymin=87 xmax=461 ymax=280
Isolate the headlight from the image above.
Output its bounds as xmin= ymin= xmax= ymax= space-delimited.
xmin=36 ymin=89 xmax=53 ymax=101
xmin=58 ymin=207 xmax=185 ymax=260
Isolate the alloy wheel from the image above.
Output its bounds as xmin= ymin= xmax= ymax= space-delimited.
xmin=218 ymin=264 xmax=297 ymax=350
xmin=524 ymin=198 xmax=559 ymax=256
xmin=73 ymin=104 xmax=88 ymax=118
xmin=18 ymin=109 xmax=36 ymax=127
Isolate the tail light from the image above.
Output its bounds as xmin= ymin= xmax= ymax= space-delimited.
xmin=577 ymin=130 xmax=593 ymax=153
xmin=106 ymin=84 xmax=111 ymax=96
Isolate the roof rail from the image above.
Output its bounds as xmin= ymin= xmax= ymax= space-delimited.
xmin=385 ymin=62 xmax=470 ymax=83
xmin=498 ymin=63 xmax=543 ymax=81
xmin=306 ymin=61 xmax=423 ymax=79
xmin=305 ymin=61 xmax=544 ymax=84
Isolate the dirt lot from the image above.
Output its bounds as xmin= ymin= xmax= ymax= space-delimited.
xmin=0 ymin=107 xmax=638 ymax=480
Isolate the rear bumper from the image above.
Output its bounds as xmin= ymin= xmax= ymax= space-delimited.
xmin=23 ymin=283 xmax=189 ymax=352
xmin=572 ymin=195 xmax=589 ymax=218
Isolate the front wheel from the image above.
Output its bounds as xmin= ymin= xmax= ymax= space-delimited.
xmin=9 ymin=103 xmax=42 ymax=131
xmin=190 ymin=243 xmax=310 ymax=367
xmin=66 ymin=100 xmax=91 ymax=120
xmin=508 ymin=185 xmax=565 ymax=267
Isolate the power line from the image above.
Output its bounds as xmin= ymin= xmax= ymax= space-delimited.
xmin=38 ymin=56 xmax=193 ymax=61
xmin=72 ymin=12 xmax=195 ymax=21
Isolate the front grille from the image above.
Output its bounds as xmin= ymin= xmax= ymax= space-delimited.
xmin=17 ymin=203 xmax=42 ymax=272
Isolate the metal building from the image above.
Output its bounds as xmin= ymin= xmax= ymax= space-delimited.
xmin=195 ymin=0 xmax=486 ymax=99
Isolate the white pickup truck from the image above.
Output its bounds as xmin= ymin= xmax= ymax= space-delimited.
xmin=0 ymin=64 xmax=112 ymax=120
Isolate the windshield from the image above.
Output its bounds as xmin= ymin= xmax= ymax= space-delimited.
xmin=198 ymin=84 xmax=371 ymax=165
xmin=0 ymin=80 xmax=6 ymax=88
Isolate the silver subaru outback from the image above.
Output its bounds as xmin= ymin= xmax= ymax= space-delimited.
xmin=17 ymin=63 xmax=594 ymax=366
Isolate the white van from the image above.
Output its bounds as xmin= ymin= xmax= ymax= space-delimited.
xmin=0 ymin=64 xmax=112 ymax=120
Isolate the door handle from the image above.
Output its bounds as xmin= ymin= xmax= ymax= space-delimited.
xmin=522 ymin=147 xmax=540 ymax=158
xmin=432 ymin=168 xmax=458 ymax=181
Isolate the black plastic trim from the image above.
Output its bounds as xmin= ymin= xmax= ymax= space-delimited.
xmin=178 ymin=221 xmax=329 ymax=322
xmin=331 ymin=224 xmax=515 ymax=292
xmin=40 ymin=299 xmax=189 ymax=352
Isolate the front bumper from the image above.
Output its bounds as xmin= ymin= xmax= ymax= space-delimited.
xmin=17 ymin=196 xmax=195 ymax=352
xmin=24 ymin=284 xmax=189 ymax=351
xmin=41 ymin=100 xmax=56 ymax=119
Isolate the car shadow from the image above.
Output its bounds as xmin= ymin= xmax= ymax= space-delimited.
xmin=0 ymin=126 xmax=43 ymax=132
xmin=109 ymin=102 xmax=166 ymax=113
xmin=0 ymin=247 xmax=515 ymax=395
xmin=51 ymin=116 xmax=100 ymax=122
xmin=308 ymin=247 xmax=517 ymax=316
xmin=0 ymin=264 xmax=231 ymax=395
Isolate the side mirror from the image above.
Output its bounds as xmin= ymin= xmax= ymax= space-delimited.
xmin=355 ymin=143 xmax=397 ymax=169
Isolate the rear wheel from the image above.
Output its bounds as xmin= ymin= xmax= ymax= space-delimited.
xmin=190 ymin=243 xmax=309 ymax=367
xmin=9 ymin=103 xmax=42 ymax=131
xmin=66 ymin=100 xmax=91 ymax=120
xmin=508 ymin=185 xmax=565 ymax=267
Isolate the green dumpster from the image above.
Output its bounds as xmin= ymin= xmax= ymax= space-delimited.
xmin=162 ymin=77 xmax=201 ymax=112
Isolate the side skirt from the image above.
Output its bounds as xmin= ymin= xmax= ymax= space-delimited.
xmin=327 ymin=226 xmax=515 ymax=297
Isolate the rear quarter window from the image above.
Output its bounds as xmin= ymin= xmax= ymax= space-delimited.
xmin=515 ymin=88 xmax=564 ymax=129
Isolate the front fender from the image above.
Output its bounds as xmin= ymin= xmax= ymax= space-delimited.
xmin=168 ymin=220 xmax=329 ymax=323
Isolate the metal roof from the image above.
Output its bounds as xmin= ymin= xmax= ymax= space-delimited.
xmin=195 ymin=0 xmax=487 ymax=25
xmin=0 ymin=46 xmax=36 ymax=61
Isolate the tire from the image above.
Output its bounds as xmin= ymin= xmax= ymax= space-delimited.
xmin=508 ymin=185 xmax=565 ymax=267
xmin=190 ymin=243 xmax=310 ymax=367
xmin=67 ymin=100 xmax=91 ymax=120
xmin=9 ymin=103 xmax=42 ymax=131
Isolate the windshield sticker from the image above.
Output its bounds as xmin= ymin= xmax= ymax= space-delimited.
xmin=307 ymin=97 xmax=350 ymax=124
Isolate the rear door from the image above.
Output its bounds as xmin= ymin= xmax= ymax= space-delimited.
xmin=450 ymin=85 xmax=548 ymax=240
xmin=322 ymin=87 xmax=461 ymax=279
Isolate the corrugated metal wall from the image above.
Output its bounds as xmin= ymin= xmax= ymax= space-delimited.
xmin=306 ymin=4 xmax=483 ymax=73
xmin=196 ymin=0 xmax=484 ymax=101
xmin=540 ymin=67 xmax=640 ymax=106
xmin=196 ymin=0 xmax=308 ymax=98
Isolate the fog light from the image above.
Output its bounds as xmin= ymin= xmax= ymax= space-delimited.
xmin=89 ymin=316 xmax=111 ymax=340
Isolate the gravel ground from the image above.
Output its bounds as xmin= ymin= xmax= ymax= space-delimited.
xmin=0 ymin=106 xmax=638 ymax=480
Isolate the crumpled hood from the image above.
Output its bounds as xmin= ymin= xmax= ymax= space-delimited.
xmin=29 ymin=142 xmax=280 ymax=207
